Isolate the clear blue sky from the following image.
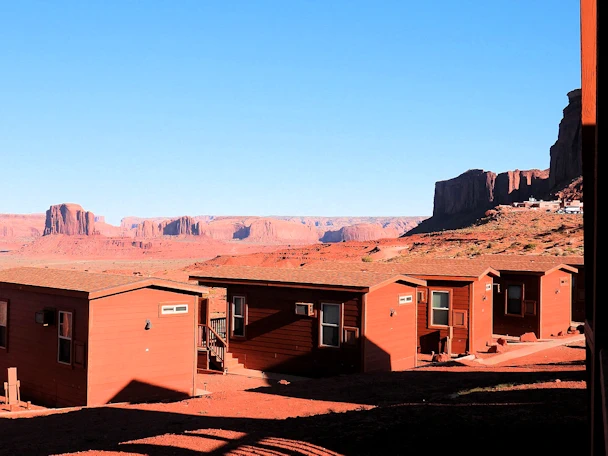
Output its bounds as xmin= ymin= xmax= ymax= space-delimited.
xmin=0 ymin=1 xmax=581 ymax=225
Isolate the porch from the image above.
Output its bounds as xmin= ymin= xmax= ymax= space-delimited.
xmin=197 ymin=317 xmax=243 ymax=373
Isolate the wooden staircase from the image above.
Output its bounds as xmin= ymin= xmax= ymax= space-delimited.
xmin=197 ymin=319 xmax=243 ymax=373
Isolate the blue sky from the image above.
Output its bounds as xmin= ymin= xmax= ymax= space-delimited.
xmin=0 ymin=1 xmax=581 ymax=225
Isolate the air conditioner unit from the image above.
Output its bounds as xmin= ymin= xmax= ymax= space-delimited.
xmin=295 ymin=302 xmax=315 ymax=317
xmin=35 ymin=309 xmax=56 ymax=326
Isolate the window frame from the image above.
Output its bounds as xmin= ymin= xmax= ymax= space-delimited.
xmin=0 ymin=299 xmax=8 ymax=350
xmin=319 ymin=302 xmax=342 ymax=348
xmin=159 ymin=303 xmax=189 ymax=316
xmin=398 ymin=294 xmax=413 ymax=305
xmin=57 ymin=310 xmax=73 ymax=365
xmin=428 ymin=289 xmax=452 ymax=328
xmin=504 ymin=283 xmax=525 ymax=317
xmin=231 ymin=295 xmax=247 ymax=338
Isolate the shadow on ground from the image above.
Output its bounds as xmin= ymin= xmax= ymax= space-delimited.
xmin=0 ymin=369 xmax=587 ymax=456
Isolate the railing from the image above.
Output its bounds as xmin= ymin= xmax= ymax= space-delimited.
xmin=210 ymin=317 xmax=227 ymax=340
xmin=198 ymin=323 xmax=228 ymax=368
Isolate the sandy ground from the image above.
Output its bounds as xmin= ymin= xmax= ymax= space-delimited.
xmin=0 ymin=339 xmax=587 ymax=456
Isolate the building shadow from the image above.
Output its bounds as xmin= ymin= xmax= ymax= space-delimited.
xmin=0 ymin=374 xmax=587 ymax=456
xmin=108 ymin=379 xmax=192 ymax=405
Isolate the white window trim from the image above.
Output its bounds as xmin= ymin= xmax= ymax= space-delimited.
xmin=320 ymin=302 xmax=341 ymax=348
xmin=398 ymin=294 xmax=413 ymax=305
xmin=430 ymin=291 xmax=450 ymax=327
xmin=161 ymin=304 xmax=189 ymax=315
xmin=58 ymin=311 xmax=72 ymax=365
xmin=232 ymin=296 xmax=246 ymax=337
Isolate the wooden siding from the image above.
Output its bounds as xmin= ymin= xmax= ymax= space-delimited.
xmin=87 ymin=288 xmax=198 ymax=406
xmin=470 ymin=276 xmax=494 ymax=352
xmin=364 ymin=282 xmax=417 ymax=372
xmin=540 ymin=269 xmax=573 ymax=339
xmin=0 ymin=288 xmax=88 ymax=407
xmin=492 ymin=273 xmax=540 ymax=337
xmin=417 ymin=280 xmax=470 ymax=355
xmin=224 ymin=285 xmax=362 ymax=377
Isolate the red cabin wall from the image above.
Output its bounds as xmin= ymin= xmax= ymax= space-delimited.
xmin=364 ymin=282 xmax=417 ymax=372
xmin=417 ymin=280 xmax=471 ymax=355
xmin=540 ymin=270 xmax=573 ymax=339
xmin=470 ymin=276 xmax=494 ymax=352
xmin=223 ymin=285 xmax=362 ymax=377
xmin=87 ymin=288 xmax=198 ymax=406
xmin=492 ymin=273 xmax=540 ymax=337
xmin=0 ymin=288 xmax=88 ymax=407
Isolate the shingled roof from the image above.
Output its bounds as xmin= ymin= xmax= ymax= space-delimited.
xmin=297 ymin=260 xmax=499 ymax=281
xmin=470 ymin=255 xmax=580 ymax=274
xmin=189 ymin=265 xmax=426 ymax=291
xmin=0 ymin=267 xmax=207 ymax=299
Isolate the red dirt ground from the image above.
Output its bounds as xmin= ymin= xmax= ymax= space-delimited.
xmin=0 ymin=339 xmax=586 ymax=456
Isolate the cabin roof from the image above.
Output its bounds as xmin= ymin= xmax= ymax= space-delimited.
xmin=299 ymin=260 xmax=500 ymax=281
xmin=472 ymin=255 xmax=580 ymax=273
xmin=0 ymin=267 xmax=208 ymax=299
xmin=189 ymin=265 xmax=426 ymax=291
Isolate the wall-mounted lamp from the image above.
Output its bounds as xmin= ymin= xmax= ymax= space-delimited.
xmin=482 ymin=295 xmax=487 ymax=301
xmin=145 ymin=319 xmax=152 ymax=330
xmin=555 ymin=289 xmax=560 ymax=294
xmin=390 ymin=308 xmax=396 ymax=317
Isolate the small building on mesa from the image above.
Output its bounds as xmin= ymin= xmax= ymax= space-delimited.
xmin=189 ymin=265 xmax=425 ymax=377
xmin=0 ymin=267 xmax=208 ymax=408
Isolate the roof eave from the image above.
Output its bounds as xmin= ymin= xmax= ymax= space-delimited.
xmin=188 ymin=276 xmax=369 ymax=293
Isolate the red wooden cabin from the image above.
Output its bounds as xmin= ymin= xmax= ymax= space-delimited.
xmin=475 ymin=256 xmax=578 ymax=338
xmin=189 ymin=265 xmax=425 ymax=377
xmin=0 ymin=267 xmax=207 ymax=407
xmin=298 ymin=261 xmax=500 ymax=356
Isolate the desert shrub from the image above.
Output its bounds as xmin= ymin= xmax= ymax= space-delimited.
xmin=361 ymin=256 xmax=373 ymax=263
xmin=523 ymin=243 xmax=537 ymax=251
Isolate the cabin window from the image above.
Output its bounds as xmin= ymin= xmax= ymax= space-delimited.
xmin=0 ymin=300 xmax=7 ymax=349
xmin=232 ymin=296 xmax=246 ymax=337
xmin=398 ymin=294 xmax=413 ymax=305
xmin=160 ymin=304 xmax=189 ymax=315
xmin=58 ymin=311 xmax=73 ymax=365
xmin=320 ymin=303 xmax=341 ymax=347
xmin=506 ymin=284 xmax=524 ymax=316
xmin=430 ymin=291 xmax=450 ymax=327
xmin=560 ymin=277 xmax=569 ymax=286
xmin=485 ymin=283 xmax=492 ymax=291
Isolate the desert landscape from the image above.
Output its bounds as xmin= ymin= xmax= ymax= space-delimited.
xmin=0 ymin=84 xmax=589 ymax=456
xmin=2 ymin=1 xmax=600 ymax=454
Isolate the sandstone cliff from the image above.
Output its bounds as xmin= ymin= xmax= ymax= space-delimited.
xmin=432 ymin=169 xmax=497 ymax=218
xmin=410 ymin=89 xmax=582 ymax=234
xmin=549 ymin=89 xmax=582 ymax=191
xmin=0 ymin=214 xmax=45 ymax=238
xmin=43 ymin=204 xmax=95 ymax=236
xmin=246 ymin=219 xmax=319 ymax=243
xmin=321 ymin=224 xmax=401 ymax=242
